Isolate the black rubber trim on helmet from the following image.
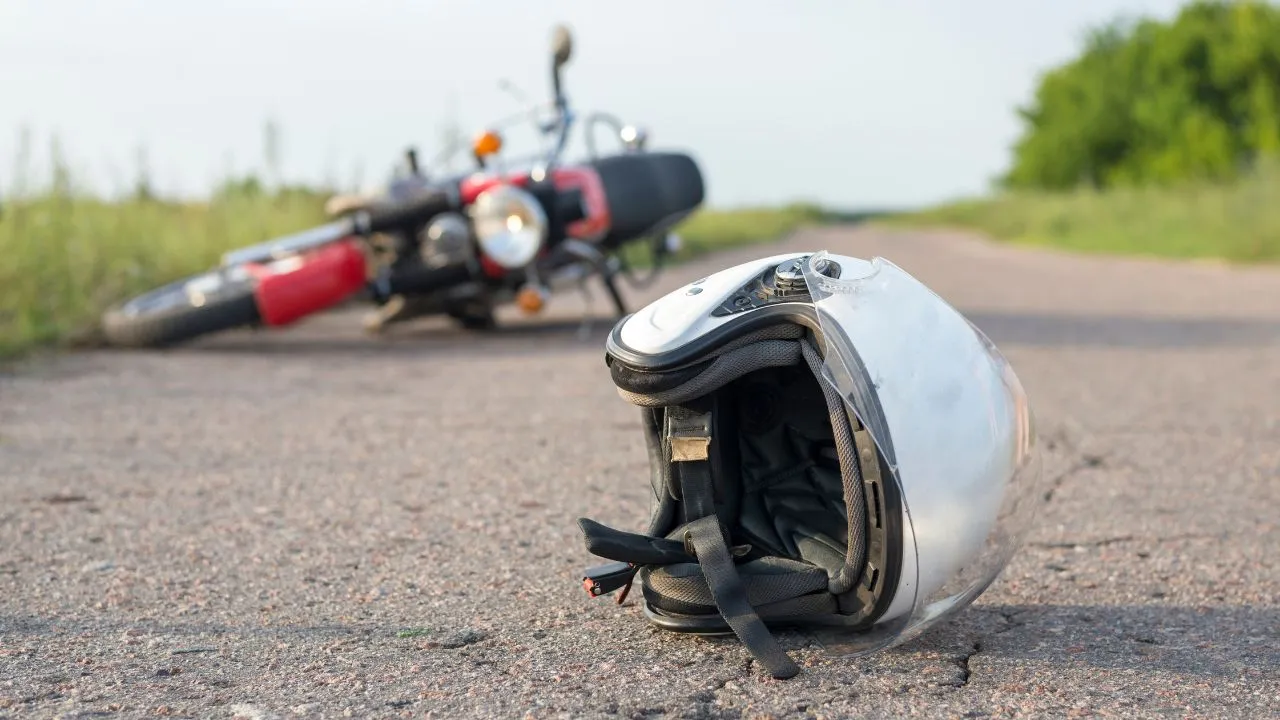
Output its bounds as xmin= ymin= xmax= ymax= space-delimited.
xmin=833 ymin=431 xmax=904 ymax=628
xmin=605 ymin=303 xmax=822 ymax=372
xmin=640 ymin=593 xmax=833 ymax=636
xmin=641 ymin=602 xmax=738 ymax=636
xmin=871 ymin=450 xmax=905 ymax=626
xmin=609 ymin=356 xmax=715 ymax=394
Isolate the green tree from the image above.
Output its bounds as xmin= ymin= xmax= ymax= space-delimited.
xmin=1003 ymin=0 xmax=1280 ymax=190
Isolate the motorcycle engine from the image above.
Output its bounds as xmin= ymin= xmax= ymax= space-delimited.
xmin=418 ymin=212 xmax=474 ymax=269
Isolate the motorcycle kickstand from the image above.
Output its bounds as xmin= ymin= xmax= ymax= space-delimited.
xmin=601 ymin=270 xmax=628 ymax=318
xmin=362 ymin=295 xmax=407 ymax=336
xmin=575 ymin=278 xmax=596 ymax=342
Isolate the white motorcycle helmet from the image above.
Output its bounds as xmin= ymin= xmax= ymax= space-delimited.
xmin=576 ymin=251 xmax=1043 ymax=679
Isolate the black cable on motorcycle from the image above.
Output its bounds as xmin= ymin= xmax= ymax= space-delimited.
xmin=617 ymin=232 xmax=673 ymax=291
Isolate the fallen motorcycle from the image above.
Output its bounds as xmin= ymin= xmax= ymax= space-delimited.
xmin=101 ymin=24 xmax=705 ymax=348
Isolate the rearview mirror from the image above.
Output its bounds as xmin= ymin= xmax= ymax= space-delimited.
xmin=552 ymin=24 xmax=573 ymax=67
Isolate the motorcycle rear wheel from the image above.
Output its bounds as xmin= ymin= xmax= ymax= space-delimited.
xmin=101 ymin=270 xmax=261 ymax=348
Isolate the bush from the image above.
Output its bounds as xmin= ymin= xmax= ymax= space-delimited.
xmin=1003 ymin=0 xmax=1280 ymax=190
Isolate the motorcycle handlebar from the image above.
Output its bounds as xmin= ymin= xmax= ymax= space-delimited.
xmin=545 ymin=27 xmax=574 ymax=169
xmin=552 ymin=70 xmax=564 ymax=110
xmin=357 ymin=188 xmax=455 ymax=235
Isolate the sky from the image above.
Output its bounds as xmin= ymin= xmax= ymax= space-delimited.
xmin=1 ymin=0 xmax=1190 ymax=209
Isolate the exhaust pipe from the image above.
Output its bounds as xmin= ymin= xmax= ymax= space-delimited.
xmin=384 ymin=263 xmax=474 ymax=296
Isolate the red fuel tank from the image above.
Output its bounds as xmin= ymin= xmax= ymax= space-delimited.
xmin=249 ymin=239 xmax=368 ymax=326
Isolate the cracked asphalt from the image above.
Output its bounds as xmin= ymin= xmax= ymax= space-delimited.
xmin=2 ymin=225 xmax=1278 ymax=719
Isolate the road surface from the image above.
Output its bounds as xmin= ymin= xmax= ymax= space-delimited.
xmin=2 ymin=226 xmax=1278 ymax=719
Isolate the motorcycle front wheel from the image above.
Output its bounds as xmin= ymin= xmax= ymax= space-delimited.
xmin=101 ymin=269 xmax=261 ymax=348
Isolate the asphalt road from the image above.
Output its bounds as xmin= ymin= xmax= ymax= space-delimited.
xmin=2 ymin=226 xmax=1278 ymax=720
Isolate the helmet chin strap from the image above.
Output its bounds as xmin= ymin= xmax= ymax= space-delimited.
xmin=663 ymin=406 xmax=802 ymax=680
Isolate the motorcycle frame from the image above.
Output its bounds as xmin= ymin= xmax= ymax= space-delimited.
xmin=208 ymin=29 xmax=676 ymax=332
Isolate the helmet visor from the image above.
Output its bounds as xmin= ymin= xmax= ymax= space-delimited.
xmin=800 ymin=252 xmax=1043 ymax=655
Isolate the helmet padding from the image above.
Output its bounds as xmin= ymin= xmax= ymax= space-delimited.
xmin=579 ymin=321 xmax=890 ymax=678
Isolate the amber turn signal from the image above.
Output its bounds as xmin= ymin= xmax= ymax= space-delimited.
xmin=473 ymin=130 xmax=503 ymax=157
xmin=516 ymin=286 xmax=547 ymax=314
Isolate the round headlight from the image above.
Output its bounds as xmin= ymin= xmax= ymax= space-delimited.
xmin=471 ymin=185 xmax=548 ymax=270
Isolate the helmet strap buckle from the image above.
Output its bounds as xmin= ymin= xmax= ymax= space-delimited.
xmin=664 ymin=407 xmax=712 ymax=462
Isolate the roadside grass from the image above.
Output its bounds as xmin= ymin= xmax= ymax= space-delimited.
xmin=669 ymin=203 xmax=831 ymax=261
xmin=878 ymin=159 xmax=1280 ymax=264
xmin=19 ymin=146 xmax=1277 ymax=361
xmin=0 ymin=190 xmax=329 ymax=358
xmin=0 ymin=190 xmax=827 ymax=359
xmin=612 ymin=202 xmax=836 ymax=272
